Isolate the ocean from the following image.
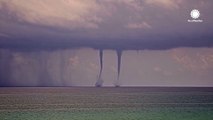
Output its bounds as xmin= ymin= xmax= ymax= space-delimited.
xmin=0 ymin=87 xmax=213 ymax=120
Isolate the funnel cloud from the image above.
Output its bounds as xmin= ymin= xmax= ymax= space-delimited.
xmin=95 ymin=49 xmax=104 ymax=87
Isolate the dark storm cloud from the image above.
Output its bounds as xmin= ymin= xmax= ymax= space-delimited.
xmin=0 ymin=0 xmax=213 ymax=50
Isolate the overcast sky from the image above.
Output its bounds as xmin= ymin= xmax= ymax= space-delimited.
xmin=0 ymin=0 xmax=213 ymax=49
xmin=0 ymin=0 xmax=213 ymax=86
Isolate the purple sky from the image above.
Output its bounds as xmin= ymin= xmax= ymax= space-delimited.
xmin=0 ymin=0 xmax=213 ymax=86
xmin=0 ymin=0 xmax=213 ymax=49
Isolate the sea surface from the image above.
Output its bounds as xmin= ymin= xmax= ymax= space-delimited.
xmin=0 ymin=87 xmax=213 ymax=120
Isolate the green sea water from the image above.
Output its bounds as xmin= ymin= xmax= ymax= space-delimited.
xmin=0 ymin=87 xmax=213 ymax=120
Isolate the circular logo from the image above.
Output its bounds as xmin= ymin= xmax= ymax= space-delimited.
xmin=190 ymin=9 xmax=200 ymax=19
